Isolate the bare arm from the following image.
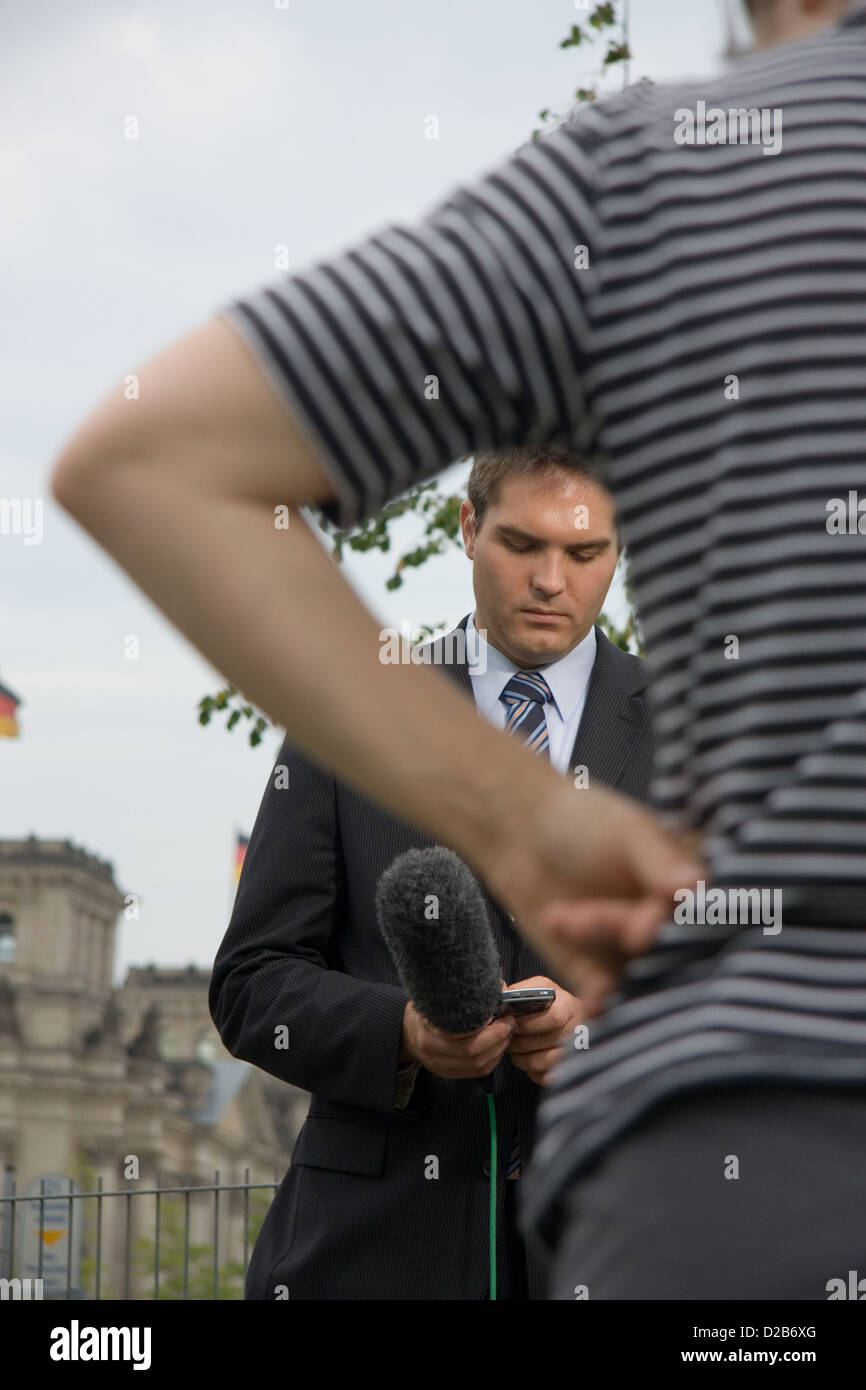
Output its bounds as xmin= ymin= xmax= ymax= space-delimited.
xmin=51 ymin=320 xmax=701 ymax=996
xmin=51 ymin=317 xmax=543 ymax=864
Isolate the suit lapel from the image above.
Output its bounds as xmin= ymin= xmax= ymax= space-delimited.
xmin=432 ymin=613 xmax=475 ymax=700
xmin=433 ymin=616 xmax=649 ymax=794
xmin=566 ymin=626 xmax=650 ymax=791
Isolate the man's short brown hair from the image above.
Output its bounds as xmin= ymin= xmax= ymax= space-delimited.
xmin=466 ymin=444 xmax=622 ymax=549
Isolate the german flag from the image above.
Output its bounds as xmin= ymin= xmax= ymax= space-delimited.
xmin=233 ymin=832 xmax=249 ymax=884
xmin=0 ymin=680 xmax=21 ymax=739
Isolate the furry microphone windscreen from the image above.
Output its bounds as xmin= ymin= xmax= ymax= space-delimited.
xmin=375 ymin=846 xmax=503 ymax=1033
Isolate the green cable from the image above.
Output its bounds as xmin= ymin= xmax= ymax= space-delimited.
xmin=486 ymin=1091 xmax=497 ymax=1300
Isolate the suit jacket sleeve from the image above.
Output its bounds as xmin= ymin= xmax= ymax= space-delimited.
xmin=208 ymin=738 xmax=410 ymax=1115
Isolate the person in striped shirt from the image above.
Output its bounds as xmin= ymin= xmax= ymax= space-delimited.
xmin=52 ymin=0 xmax=866 ymax=1298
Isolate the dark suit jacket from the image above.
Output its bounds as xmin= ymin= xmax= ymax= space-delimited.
xmin=209 ymin=620 xmax=656 ymax=1300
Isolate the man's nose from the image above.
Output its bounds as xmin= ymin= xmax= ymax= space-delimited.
xmin=530 ymin=557 xmax=566 ymax=594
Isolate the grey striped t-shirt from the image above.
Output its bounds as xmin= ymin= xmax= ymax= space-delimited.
xmin=221 ymin=2 xmax=866 ymax=1251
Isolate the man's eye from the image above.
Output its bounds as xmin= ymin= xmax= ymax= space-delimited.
xmin=505 ymin=539 xmax=532 ymax=552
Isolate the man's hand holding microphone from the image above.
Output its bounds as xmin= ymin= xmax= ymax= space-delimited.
xmin=398 ymin=971 xmax=582 ymax=1086
xmin=399 ymin=998 xmax=517 ymax=1080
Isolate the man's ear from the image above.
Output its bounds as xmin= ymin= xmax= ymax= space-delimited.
xmin=459 ymin=499 xmax=477 ymax=558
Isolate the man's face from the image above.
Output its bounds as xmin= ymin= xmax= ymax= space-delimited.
xmin=460 ymin=468 xmax=620 ymax=669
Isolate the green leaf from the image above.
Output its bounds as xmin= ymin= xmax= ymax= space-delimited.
xmin=590 ymin=3 xmax=616 ymax=31
xmin=603 ymin=41 xmax=631 ymax=66
xmin=559 ymin=24 xmax=584 ymax=50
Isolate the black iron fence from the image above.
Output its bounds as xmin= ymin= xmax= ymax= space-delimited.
xmin=0 ymin=1169 xmax=280 ymax=1300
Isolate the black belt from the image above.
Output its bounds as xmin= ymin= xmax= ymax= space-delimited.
xmin=710 ymin=882 xmax=866 ymax=930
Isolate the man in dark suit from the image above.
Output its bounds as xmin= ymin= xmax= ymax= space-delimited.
xmin=209 ymin=445 xmax=656 ymax=1300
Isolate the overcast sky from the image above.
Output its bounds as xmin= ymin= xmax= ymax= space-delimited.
xmin=1 ymin=1 xmax=732 ymax=980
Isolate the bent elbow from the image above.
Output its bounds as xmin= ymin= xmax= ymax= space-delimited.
xmin=50 ymin=412 xmax=121 ymax=521
xmin=51 ymin=440 xmax=98 ymax=518
xmin=50 ymin=380 xmax=158 ymax=521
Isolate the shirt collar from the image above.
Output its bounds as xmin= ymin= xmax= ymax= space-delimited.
xmin=465 ymin=611 xmax=597 ymax=724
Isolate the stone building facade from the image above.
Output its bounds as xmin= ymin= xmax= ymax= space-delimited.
xmin=0 ymin=836 xmax=308 ymax=1298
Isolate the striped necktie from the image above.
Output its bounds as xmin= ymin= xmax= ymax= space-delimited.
xmin=498 ymin=668 xmax=553 ymax=1178
xmin=499 ymin=670 xmax=553 ymax=758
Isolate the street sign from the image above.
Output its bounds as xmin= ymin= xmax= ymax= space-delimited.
xmin=16 ymin=1173 xmax=83 ymax=1298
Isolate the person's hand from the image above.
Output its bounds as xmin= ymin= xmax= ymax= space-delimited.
xmin=399 ymin=1000 xmax=516 ymax=1079
xmin=478 ymin=777 xmax=705 ymax=1013
xmin=504 ymin=977 xmax=582 ymax=1086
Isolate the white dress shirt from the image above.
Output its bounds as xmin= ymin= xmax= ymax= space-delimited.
xmin=465 ymin=612 xmax=597 ymax=776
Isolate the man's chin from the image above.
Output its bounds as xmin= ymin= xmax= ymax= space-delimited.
xmin=508 ymin=619 xmax=574 ymax=665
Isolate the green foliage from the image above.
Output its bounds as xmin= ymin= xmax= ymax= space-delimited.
xmin=596 ymin=599 xmax=640 ymax=655
xmin=604 ymin=42 xmax=631 ymax=67
xmin=318 ymin=480 xmax=466 ymax=592
xmin=325 ymin=482 xmax=439 ymax=565
xmin=132 ymin=1186 xmax=272 ymax=1301
xmin=537 ymin=0 xmax=630 ymax=132
xmin=592 ymin=2 xmax=617 ymax=27
xmin=560 ymin=4 xmax=617 ymax=49
xmin=198 ymin=688 xmax=269 ymax=747
xmin=559 ymin=23 xmax=586 ymax=50
xmin=600 ymin=551 xmax=643 ymax=654
xmin=39 ymin=1157 xmax=273 ymax=1301
xmin=64 ymin=1154 xmax=114 ymax=1299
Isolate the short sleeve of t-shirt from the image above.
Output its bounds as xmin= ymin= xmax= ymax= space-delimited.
xmin=218 ymin=113 xmax=608 ymax=531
